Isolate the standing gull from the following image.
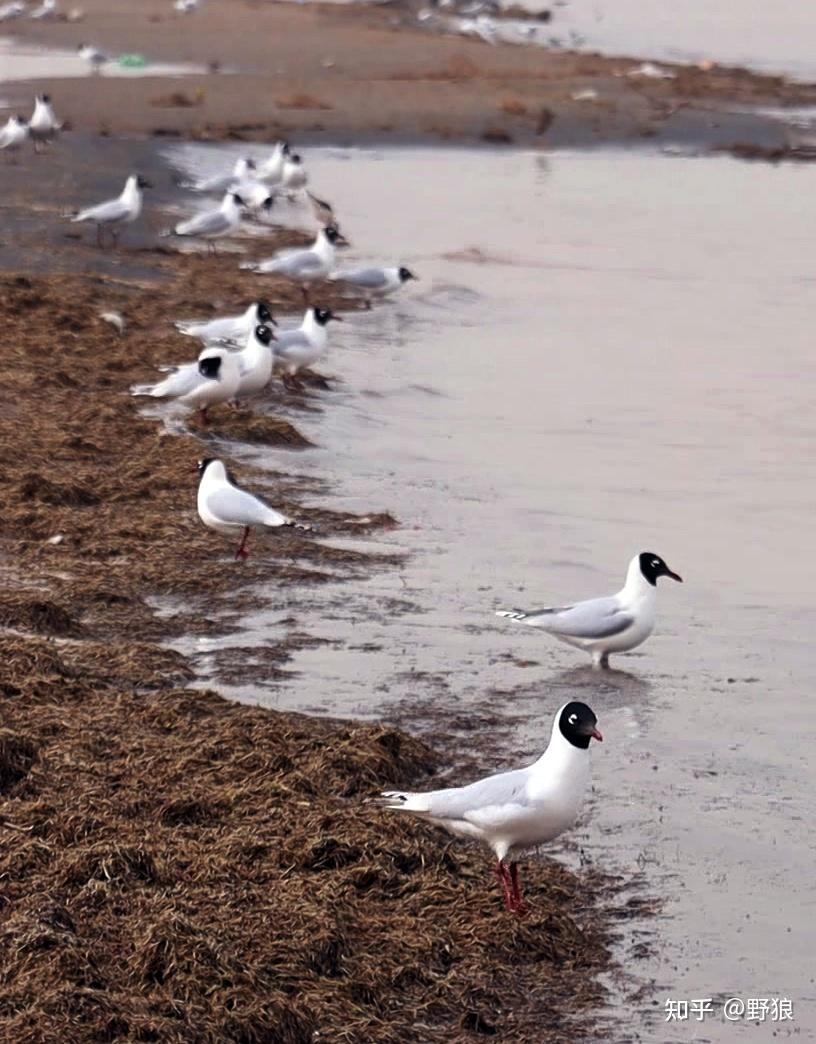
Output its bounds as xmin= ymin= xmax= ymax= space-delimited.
xmin=29 ymin=94 xmax=61 ymax=150
xmin=273 ymin=306 xmax=342 ymax=388
xmin=241 ymin=224 xmax=348 ymax=299
xmin=497 ymin=551 xmax=682 ymax=668
xmin=256 ymin=140 xmax=291 ymax=186
xmin=70 ymin=173 xmax=151 ymax=247
xmin=331 ymin=265 xmax=418 ymax=308
xmin=131 ymin=346 xmax=240 ymax=424
xmin=165 ymin=191 xmax=264 ymax=251
xmin=197 ymin=458 xmax=310 ymax=560
xmin=379 ymin=702 xmax=602 ymax=914
xmin=78 ymin=44 xmax=110 ymax=74
xmin=183 ymin=155 xmax=256 ymax=195
xmin=0 ymin=115 xmax=29 ymax=154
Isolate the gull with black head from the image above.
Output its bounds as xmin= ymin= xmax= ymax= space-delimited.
xmin=331 ymin=265 xmax=418 ymax=308
xmin=274 ymin=306 xmax=342 ymax=388
xmin=497 ymin=552 xmax=682 ymax=668
xmin=378 ymin=702 xmax=602 ymax=914
xmin=0 ymin=115 xmax=29 ymax=154
xmin=165 ymin=191 xmax=268 ymax=252
xmin=174 ymin=300 xmax=275 ymax=345
xmin=197 ymin=458 xmax=310 ymax=560
xmin=241 ymin=224 xmax=349 ymax=300
xmin=70 ymin=173 xmax=151 ymax=247
xmin=29 ymin=94 xmax=61 ymax=150
xmin=131 ymin=345 xmax=240 ymax=424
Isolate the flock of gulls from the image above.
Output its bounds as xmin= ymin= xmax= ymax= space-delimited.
xmin=6 ymin=88 xmax=685 ymax=915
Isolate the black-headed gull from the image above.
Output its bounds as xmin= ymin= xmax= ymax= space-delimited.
xmin=274 ymin=306 xmax=342 ymax=387
xmin=28 ymin=94 xmax=61 ymax=149
xmin=331 ymin=265 xmax=418 ymax=308
xmin=197 ymin=457 xmax=309 ymax=560
xmin=241 ymin=224 xmax=349 ymax=299
xmin=29 ymin=0 xmax=56 ymax=18
xmin=0 ymin=2 xmax=27 ymax=22
xmin=78 ymin=44 xmax=109 ymax=73
xmin=379 ymin=701 xmax=602 ymax=914
xmin=497 ymin=552 xmax=682 ymax=669
xmin=131 ymin=345 xmax=241 ymax=424
xmin=166 ymin=191 xmax=265 ymax=251
xmin=183 ymin=155 xmax=256 ymax=195
xmin=256 ymin=140 xmax=291 ymax=186
xmin=70 ymin=173 xmax=151 ymax=247
xmin=0 ymin=115 xmax=29 ymax=153
xmin=281 ymin=153 xmax=308 ymax=192
xmin=175 ymin=300 xmax=275 ymax=345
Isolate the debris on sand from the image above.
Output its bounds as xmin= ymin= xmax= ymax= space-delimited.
xmin=0 ymin=261 xmax=619 ymax=1040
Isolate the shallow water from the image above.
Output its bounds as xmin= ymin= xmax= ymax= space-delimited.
xmin=549 ymin=0 xmax=816 ymax=82
xmin=163 ymin=141 xmax=816 ymax=1040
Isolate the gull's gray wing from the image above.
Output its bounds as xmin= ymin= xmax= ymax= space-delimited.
xmin=386 ymin=766 xmax=531 ymax=826
xmin=193 ymin=173 xmax=235 ymax=194
xmin=176 ymin=315 xmax=240 ymax=341
xmin=175 ymin=209 xmax=231 ymax=237
xmin=260 ymin=250 xmax=322 ymax=277
xmin=148 ymin=361 xmax=202 ymax=398
xmin=336 ymin=267 xmax=388 ymax=289
xmin=274 ymin=329 xmax=309 ymax=357
xmin=205 ymin=486 xmax=288 ymax=528
xmin=74 ymin=197 xmax=129 ymax=224
xmin=520 ymin=596 xmax=633 ymax=639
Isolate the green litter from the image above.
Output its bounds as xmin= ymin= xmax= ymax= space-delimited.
xmin=118 ymin=53 xmax=149 ymax=68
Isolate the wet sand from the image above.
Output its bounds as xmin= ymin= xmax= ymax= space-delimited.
xmin=4 ymin=0 xmax=816 ymax=149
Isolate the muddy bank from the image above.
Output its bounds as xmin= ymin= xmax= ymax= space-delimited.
xmin=0 ymin=221 xmax=621 ymax=1039
xmin=5 ymin=0 xmax=816 ymax=149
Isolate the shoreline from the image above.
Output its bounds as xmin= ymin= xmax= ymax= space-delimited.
xmin=0 ymin=138 xmax=629 ymax=1039
xmin=3 ymin=0 xmax=816 ymax=151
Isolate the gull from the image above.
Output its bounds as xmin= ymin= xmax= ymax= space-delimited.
xmin=174 ymin=300 xmax=275 ymax=345
xmin=0 ymin=115 xmax=29 ymax=154
xmin=29 ymin=93 xmax=62 ymax=150
xmin=378 ymin=701 xmax=602 ymax=914
xmin=281 ymin=153 xmax=308 ymax=192
xmin=233 ymin=323 xmax=276 ymax=400
xmin=78 ymin=44 xmax=109 ymax=74
xmin=197 ymin=457 xmax=310 ymax=560
xmin=274 ymin=306 xmax=342 ymax=387
xmin=164 ymin=191 xmax=254 ymax=251
xmin=331 ymin=265 xmax=418 ymax=308
xmin=256 ymin=140 xmax=291 ymax=186
xmin=29 ymin=0 xmax=56 ymax=17
xmin=182 ymin=155 xmax=256 ymax=194
xmin=131 ymin=345 xmax=240 ymax=424
xmin=240 ymin=224 xmax=349 ymax=299
xmin=497 ymin=551 xmax=682 ymax=669
xmin=70 ymin=173 xmax=151 ymax=247
xmin=0 ymin=2 xmax=27 ymax=21
xmin=174 ymin=0 xmax=198 ymax=11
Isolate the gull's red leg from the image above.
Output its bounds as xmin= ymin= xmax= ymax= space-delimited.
xmin=198 ymin=406 xmax=209 ymax=425
xmin=509 ymin=861 xmax=525 ymax=915
xmin=495 ymin=860 xmax=515 ymax=912
xmin=234 ymin=526 xmax=250 ymax=561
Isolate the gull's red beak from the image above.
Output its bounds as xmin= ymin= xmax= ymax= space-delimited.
xmin=590 ymin=727 xmax=603 ymax=742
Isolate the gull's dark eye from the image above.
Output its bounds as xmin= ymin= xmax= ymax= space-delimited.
xmin=652 ymin=559 xmax=660 ymax=568
xmin=568 ymin=713 xmax=578 ymax=725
